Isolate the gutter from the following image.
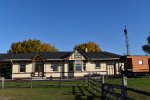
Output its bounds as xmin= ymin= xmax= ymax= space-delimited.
xmin=2 ymin=59 xmax=65 ymax=61
xmin=2 ymin=59 xmax=31 ymax=61
xmin=92 ymin=58 xmax=120 ymax=60
xmin=46 ymin=59 xmax=65 ymax=61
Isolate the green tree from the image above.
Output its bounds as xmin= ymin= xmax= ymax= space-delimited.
xmin=142 ymin=35 xmax=150 ymax=54
xmin=74 ymin=42 xmax=102 ymax=52
xmin=8 ymin=39 xmax=58 ymax=54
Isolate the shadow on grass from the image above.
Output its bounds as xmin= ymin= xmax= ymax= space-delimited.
xmin=71 ymin=85 xmax=101 ymax=100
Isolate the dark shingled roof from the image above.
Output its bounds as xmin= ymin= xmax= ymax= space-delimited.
xmin=86 ymin=52 xmax=121 ymax=59
xmin=0 ymin=52 xmax=71 ymax=60
xmin=0 ymin=54 xmax=11 ymax=60
xmin=0 ymin=51 xmax=121 ymax=61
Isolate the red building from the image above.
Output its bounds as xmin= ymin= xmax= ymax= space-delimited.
xmin=125 ymin=56 xmax=150 ymax=75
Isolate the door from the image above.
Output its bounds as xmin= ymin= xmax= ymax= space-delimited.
xmin=68 ymin=62 xmax=74 ymax=78
xmin=35 ymin=62 xmax=44 ymax=77
xmin=107 ymin=65 xmax=114 ymax=75
xmin=0 ymin=64 xmax=12 ymax=79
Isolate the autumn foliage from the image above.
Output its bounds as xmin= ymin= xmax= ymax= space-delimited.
xmin=75 ymin=42 xmax=102 ymax=52
xmin=8 ymin=39 xmax=58 ymax=54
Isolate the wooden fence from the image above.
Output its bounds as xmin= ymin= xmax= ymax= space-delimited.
xmin=101 ymin=83 xmax=127 ymax=100
xmin=87 ymin=75 xmax=150 ymax=100
xmin=127 ymin=87 xmax=150 ymax=99
xmin=0 ymin=77 xmax=84 ymax=89
xmin=87 ymin=76 xmax=104 ymax=93
xmin=1 ymin=75 xmax=150 ymax=99
xmin=87 ymin=76 xmax=127 ymax=100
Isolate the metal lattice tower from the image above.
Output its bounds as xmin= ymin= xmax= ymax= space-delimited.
xmin=124 ymin=25 xmax=130 ymax=55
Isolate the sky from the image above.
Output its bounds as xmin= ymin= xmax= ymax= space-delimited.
xmin=0 ymin=0 xmax=149 ymax=55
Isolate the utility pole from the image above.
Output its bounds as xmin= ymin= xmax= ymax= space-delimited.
xmin=124 ymin=25 xmax=130 ymax=55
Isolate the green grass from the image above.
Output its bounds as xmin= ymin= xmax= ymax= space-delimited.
xmin=105 ymin=78 xmax=150 ymax=100
xmin=0 ymin=87 xmax=73 ymax=100
xmin=0 ymin=86 xmax=100 ymax=100
xmin=0 ymin=80 xmax=100 ymax=100
xmin=4 ymin=80 xmax=84 ymax=88
xmin=106 ymin=78 xmax=150 ymax=92
xmin=0 ymin=78 xmax=150 ymax=100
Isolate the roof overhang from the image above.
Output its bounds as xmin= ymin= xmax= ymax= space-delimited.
xmin=92 ymin=58 xmax=120 ymax=60
xmin=46 ymin=59 xmax=63 ymax=61
xmin=2 ymin=59 xmax=31 ymax=61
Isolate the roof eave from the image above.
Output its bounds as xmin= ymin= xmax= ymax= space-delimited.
xmin=46 ymin=59 xmax=63 ymax=60
xmin=92 ymin=58 xmax=120 ymax=60
xmin=3 ymin=59 xmax=31 ymax=61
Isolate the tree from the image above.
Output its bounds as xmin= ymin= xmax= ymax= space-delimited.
xmin=74 ymin=42 xmax=102 ymax=52
xmin=8 ymin=39 xmax=58 ymax=54
xmin=142 ymin=35 xmax=150 ymax=54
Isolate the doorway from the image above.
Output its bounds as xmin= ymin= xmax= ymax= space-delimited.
xmin=34 ymin=62 xmax=44 ymax=77
xmin=107 ymin=65 xmax=115 ymax=75
xmin=0 ymin=64 xmax=12 ymax=79
xmin=68 ymin=62 xmax=74 ymax=78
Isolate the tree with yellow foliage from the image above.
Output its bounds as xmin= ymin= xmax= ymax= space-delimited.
xmin=74 ymin=42 xmax=102 ymax=52
xmin=8 ymin=39 xmax=58 ymax=54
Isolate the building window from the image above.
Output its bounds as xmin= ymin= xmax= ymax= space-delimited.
xmin=75 ymin=60 xmax=82 ymax=71
xmin=139 ymin=60 xmax=143 ymax=65
xmin=51 ymin=63 xmax=58 ymax=71
xmin=95 ymin=62 xmax=101 ymax=69
xmin=75 ymin=64 xmax=82 ymax=71
xmin=20 ymin=63 xmax=26 ymax=72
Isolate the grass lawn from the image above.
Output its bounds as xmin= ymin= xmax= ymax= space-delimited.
xmin=106 ymin=77 xmax=150 ymax=100
xmin=0 ymin=87 xmax=72 ymax=100
xmin=105 ymin=77 xmax=150 ymax=92
xmin=0 ymin=78 xmax=149 ymax=100
xmin=0 ymin=80 xmax=100 ymax=100
xmin=0 ymin=86 xmax=101 ymax=100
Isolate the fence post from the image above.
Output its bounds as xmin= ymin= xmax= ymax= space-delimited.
xmin=121 ymin=75 xmax=127 ymax=100
xmin=1 ymin=77 xmax=4 ymax=89
xmin=101 ymin=83 xmax=105 ymax=99
xmin=30 ymin=73 xmax=32 ymax=88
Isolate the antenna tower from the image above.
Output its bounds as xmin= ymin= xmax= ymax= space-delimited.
xmin=124 ymin=25 xmax=130 ymax=55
